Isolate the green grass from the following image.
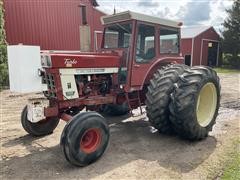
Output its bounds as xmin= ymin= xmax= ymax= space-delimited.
xmin=221 ymin=151 xmax=240 ymax=180
xmin=213 ymin=67 xmax=240 ymax=74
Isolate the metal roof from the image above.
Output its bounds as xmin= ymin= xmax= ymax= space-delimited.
xmin=101 ymin=11 xmax=181 ymax=28
xmin=181 ymin=26 xmax=212 ymax=39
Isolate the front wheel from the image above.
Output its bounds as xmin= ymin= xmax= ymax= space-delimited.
xmin=60 ymin=111 xmax=109 ymax=166
xmin=169 ymin=66 xmax=221 ymax=140
xmin=21 ymin=106 xmax=60 ymax=136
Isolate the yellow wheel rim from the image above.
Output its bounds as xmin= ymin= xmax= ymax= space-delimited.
xmin=196 ymin=82 xmax=217 ymax=127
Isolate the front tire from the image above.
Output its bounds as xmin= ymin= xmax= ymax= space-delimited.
xmin=169 ymin=66 xmax=220 ymax=140
xmin=60 ymin=111 xmax=109 ymax=166
xmin=21 ymin=106 xmax=60 ymax=136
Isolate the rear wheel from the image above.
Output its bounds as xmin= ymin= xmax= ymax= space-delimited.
xmin=169 ymin=66 xmax=220 ymax=140
xmin=21 ymin=106 xmax=59 ymax=136
xmin=146 ymin=64 xmax=190 ymax=134
xmin=60 ymin=111 xmax=109 ymax=166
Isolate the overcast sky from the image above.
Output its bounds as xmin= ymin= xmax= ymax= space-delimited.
xmin=96 ymin=0 xmax=233 ymax=32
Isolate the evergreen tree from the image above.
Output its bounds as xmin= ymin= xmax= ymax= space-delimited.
xmin=222 ymin=0 xmax=240 ymax=68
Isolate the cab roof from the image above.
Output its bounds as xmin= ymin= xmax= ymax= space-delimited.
xmin=101 ymin=11 xmax=182 ymax=28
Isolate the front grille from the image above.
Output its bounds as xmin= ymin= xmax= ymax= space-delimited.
xmin=42 ymin=73 xmax=56 ymax=98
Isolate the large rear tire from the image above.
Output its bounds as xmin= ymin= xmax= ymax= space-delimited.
xmin=169 ymin=66 xmax=220 ymax=140
xmin=60 ymin=111 xmax=109 ymax=166
xmin=21 ymin=106 xmax=60 ymax=136
xmin=146 ymin=64 xmax=190 ymax=134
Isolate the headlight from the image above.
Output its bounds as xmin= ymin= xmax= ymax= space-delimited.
xmin=38 ymin=68 xmax=44 ymax=76
xmin=41 ymin=54 xmax=52 ymax=67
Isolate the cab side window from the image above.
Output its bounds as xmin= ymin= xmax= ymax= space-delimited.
xmin=104 ymin=23 xmax=132 ymax=48
xmin=159 ymin=27 xmax=179 ymax=54
xmin=135 ymin=24 xmax=155 ymax=63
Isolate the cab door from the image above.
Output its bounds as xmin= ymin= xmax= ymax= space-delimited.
xmin=130 ymin=23 xmax=158 ymax=89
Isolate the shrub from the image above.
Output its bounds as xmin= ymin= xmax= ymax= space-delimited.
xmin=0 ymin=1 xmax=8 ymax=89
xmin=228 ymin=55 xmax=240 ymax=69
xmin=222 ymin=54 xmax=240 ymax=69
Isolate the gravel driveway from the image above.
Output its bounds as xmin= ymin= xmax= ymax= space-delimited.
xmin=0 ymin=73 xmax=239 ymax=179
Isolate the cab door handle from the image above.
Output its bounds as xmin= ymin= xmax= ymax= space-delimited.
xmin=134 ymin=64 xmax=140 ymax=68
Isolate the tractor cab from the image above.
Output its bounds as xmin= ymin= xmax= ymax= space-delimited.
xmin=101 ymin=11 xmax=183 ymax=90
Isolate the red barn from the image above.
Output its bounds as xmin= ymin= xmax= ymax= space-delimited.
xmin=3 ymin=0 xmax=105 ymax=51
xmin=181 ymin=26 xmax=220 ymax=66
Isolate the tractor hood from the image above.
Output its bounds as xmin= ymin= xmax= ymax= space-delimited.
xmin=42 ymin=52 xmax=121 ymax=68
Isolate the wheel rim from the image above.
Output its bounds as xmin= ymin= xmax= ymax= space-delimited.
xmin=196 ymin=82 xmax=217 ymax=127
xmin=80 ymin=128 xmax=102 ymax=154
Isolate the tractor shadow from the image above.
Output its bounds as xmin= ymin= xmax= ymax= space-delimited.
xmin=1 ymin=115 xmax=217 ymax=179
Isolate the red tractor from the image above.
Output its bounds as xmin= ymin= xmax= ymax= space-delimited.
xmin=20 ymin=11 xmax=220 ymax=166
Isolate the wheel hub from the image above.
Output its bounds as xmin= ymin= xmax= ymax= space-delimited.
xmin=80 ymin=128 xmax=102 ymax=154
xmin=196 ymin=82 xmax=217 ymax=127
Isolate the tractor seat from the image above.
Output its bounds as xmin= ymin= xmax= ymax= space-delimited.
xmin=144 ymin=47 xmax=155 ymax=60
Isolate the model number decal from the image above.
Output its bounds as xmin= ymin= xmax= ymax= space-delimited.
xmin=76 ymin=68 xmax=105 ymax=73
xmin=59 ymin=68 xmax=119 ymax=75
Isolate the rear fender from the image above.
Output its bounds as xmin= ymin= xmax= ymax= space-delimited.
xmin=141 ymin=57 xmax=183 ymax=89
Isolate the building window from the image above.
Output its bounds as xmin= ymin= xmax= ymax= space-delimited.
xmin=135 ymin=24 xmax=155 ymax=63
xmin=159 ymin=27 xmax=179 ymax=54
xmin=208 ymin=42 xmax=213 ymax=47
xmin=80 ymin=5 xmax=87 ymax=25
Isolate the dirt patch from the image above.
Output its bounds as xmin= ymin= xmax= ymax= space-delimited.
xmin=0 ymin=74 xmax=239 ymax=179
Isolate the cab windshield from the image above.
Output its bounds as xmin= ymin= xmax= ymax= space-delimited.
xmin=103 ymin=22 xmax=132 ymax=49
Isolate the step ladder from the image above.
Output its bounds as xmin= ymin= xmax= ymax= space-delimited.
xmin=125 ymin=91 xmax=144 ymax=116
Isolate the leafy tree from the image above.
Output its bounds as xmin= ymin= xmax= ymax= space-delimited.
xmin=0 ymin=0 xmax=8 ymax=88
xmin=222 ymin=0 xmax=240 ymax=68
